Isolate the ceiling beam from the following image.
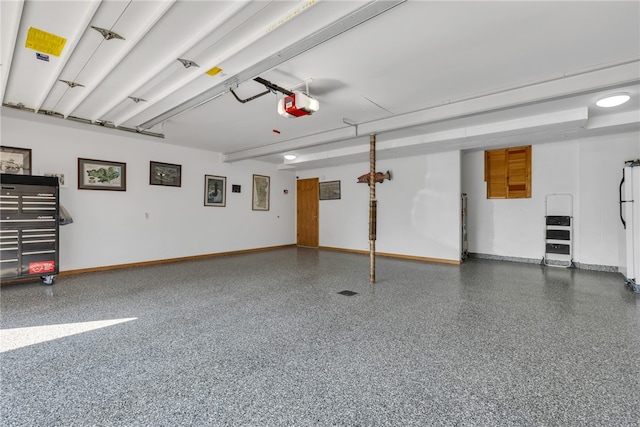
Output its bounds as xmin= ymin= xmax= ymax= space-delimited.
xmin=357 ymin=60 xmax=640 ymax=136
xmin=0 ymin=0 xmax=24 ymax=102
xmin=222 ymin=61 xmax=640 ymax=163
xmin=284 ymin=107 xmax=590 ymax=169
xmin=108 ymin=0 xmax=257 ymax=126
xmin=31 ymin=1 xmax=102 ymax=113
xmin=140 ymin=0 xmax=407 ymax=130
xmin=61 ymin=1 xmax=177 ymax=119
xmin=223 ymin=127 xmax=359 ymax=163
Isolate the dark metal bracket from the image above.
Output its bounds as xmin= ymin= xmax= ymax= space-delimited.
xmin=229 ymin=87 xmax=270 ymax=104
xmin=229 ymin=77 xmax=295 ymax=104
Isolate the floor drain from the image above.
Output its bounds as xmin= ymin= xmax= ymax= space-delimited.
xmin=337 ymin=290 xmax=358 ymax=296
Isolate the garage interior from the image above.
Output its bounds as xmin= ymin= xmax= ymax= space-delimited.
xmin=1 ymin=1 xmax=639 ymax=425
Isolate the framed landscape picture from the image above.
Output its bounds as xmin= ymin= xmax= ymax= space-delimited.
xmin=204 ymin=175 xmax=226 ymax=207
xmin=252 ymin=174 xmax=270 ymax=211
xmin=78 ymin=158 xmax=126 ymax=191
xmin=150 ymin=161 xmax=181 ymax=187
xmin=0 ymin=146 xmax=31 ymax=175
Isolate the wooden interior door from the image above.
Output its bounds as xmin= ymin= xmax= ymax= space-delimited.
xmin=296 ymin=178 xmax=319 ymax=247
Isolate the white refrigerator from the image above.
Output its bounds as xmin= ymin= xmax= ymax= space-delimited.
xmin=619 ymin=159 xmax=640 ymax=292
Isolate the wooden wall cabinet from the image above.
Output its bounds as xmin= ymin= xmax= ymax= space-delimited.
xmin=485 ymin=145 xmax=531 ymax=199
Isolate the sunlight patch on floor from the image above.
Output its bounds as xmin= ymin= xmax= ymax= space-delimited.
xmin=0 ymin=318 xmax=137 ymax=352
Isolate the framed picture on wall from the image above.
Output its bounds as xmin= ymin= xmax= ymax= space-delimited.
xmin=204 ymin=175 xmax=226 ymax=207
xmin=78 ymin=158 xmax=126 ymax=191
xmin=252 ymin=174 xmax=270 ymax=211
xmin=319 ymin=180 xmax=341 ymax=200
xmin=0 ymin=146 xmax=31 ymax=175
xmin=150 ymin=161 xmax=181 ymax=187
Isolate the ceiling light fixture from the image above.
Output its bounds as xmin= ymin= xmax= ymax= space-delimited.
xmin=596 ymin=93 xmax=630 ymax=108
xmin=284 ymin=154 xmax=297 ymax=160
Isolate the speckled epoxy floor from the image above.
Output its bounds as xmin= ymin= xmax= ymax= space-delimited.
xmin=1 ymin=248 xmax=639 ymax=426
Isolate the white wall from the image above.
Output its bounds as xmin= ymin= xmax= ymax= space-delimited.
xmin=1 ymin=111 xmax=296 ymax=271
xmin=462 ymin=141 xmax=580 ymax=260
xmin=298 ymin=151 xmax=462 ymax=262
xmin=4 ymin=107 xmax=634 ymax=273
xmin=462 ymin=131 xmax=640 ymax=267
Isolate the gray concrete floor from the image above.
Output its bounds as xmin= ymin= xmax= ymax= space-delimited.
xmin=1 ymin=247 xmax=639 ymax=426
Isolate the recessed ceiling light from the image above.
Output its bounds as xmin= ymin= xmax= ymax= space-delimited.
xmin=284 ymin=154 xmax=297 ymax=160
xmin=596 ymin=93 xmax=630 ymax=108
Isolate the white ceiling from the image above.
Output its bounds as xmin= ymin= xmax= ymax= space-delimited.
xmin=2 ymin=1 xmax=639 ymax=170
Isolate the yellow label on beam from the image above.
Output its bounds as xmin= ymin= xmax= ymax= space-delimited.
xmin=206 ymin=67 xmax=223 ymax=77
xmin=25 ymin=27 xmax=66 ymax=57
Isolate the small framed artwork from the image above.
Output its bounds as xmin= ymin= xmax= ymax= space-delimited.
xmin=0 ymin=146 xmax=32 ymax=175
xmin=319 ymin=180 xmax=341 ymax=200
xmin=150 ymin=161 xmax=181 ymax=187
xmin=204 ymin=175 xmax=226 ymax=207
xmin=252 ymin=174 xmax=270 ymax=211
xmin=78 ymin=158 xmax=126 ymax=191
xmin=41 ymin=171 xmax=68 ymax=188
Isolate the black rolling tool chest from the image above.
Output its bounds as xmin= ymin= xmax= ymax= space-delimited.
xmin=1 ymin=174 xmax=59 ymax=285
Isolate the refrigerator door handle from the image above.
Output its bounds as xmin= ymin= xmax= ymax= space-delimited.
xmin=620 ymin=168 xmax=626 ymax=229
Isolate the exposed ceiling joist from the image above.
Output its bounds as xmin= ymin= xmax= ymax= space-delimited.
xmin=139 ymin=0 xmax=406 ymax=130
xmin=2 ymin=1 xmax=638 ymax=170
